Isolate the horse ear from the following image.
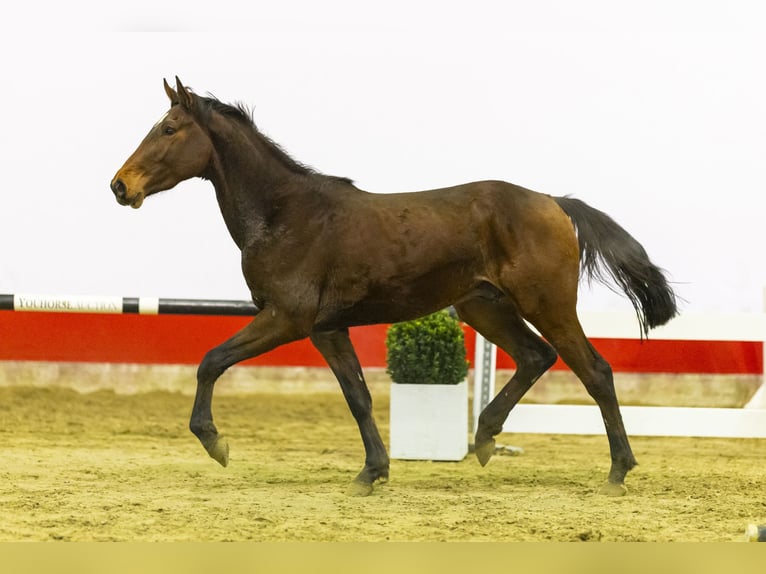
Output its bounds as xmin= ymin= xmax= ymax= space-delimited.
xmin=175 ymin=76 xmax=195 ymax=111
xmin=163 ymin=78 xmax=178 ymax=105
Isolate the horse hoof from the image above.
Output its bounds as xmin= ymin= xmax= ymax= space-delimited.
xmin=207 ymin=436 xmax=230 ymax=467
xmin=474 ymin=438 xmax=496 ymax=467
xmin=346 ymin=480 xmax=374 ymax=497
xmin=598 ymin=481 xmax=628 ymax=497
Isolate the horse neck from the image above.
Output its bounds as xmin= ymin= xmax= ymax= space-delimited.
xmin=205 ymin=119 xmax=300 ymax=249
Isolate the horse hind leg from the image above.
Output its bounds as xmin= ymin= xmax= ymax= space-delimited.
xmin=530 ymin=309 xmax=637 ymax=496
xmin=454 ymin=298 xmax=557 ymax=467
xmin=310 ymin=329 xmax=389 ymax=497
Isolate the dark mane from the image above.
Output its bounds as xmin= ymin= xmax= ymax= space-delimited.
xmin=197 ymin=94 xmax=353 ymax=185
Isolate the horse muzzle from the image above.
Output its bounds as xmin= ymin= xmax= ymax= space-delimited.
xmin=110 ymin=177 xmax=145 ymax=209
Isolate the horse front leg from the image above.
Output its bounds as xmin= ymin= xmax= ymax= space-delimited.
xmin=191 ymin=311 xmax=304 ymax=467
xmin=310 ymin=329 xmax=389 ymax=496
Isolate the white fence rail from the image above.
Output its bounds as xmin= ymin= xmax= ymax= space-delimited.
xmin=473 ymin=311 xmax=766 ymax=439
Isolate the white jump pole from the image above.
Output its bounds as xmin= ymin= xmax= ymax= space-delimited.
xmin=472 ymin=333 xmax=497 ymax=433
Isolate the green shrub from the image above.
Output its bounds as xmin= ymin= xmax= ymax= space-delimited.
xmin=385 ymin=310 xmax=469 ymax=385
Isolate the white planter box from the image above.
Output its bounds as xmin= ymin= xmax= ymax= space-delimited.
xmin=389 ymin=380 xmax=469 ymax=461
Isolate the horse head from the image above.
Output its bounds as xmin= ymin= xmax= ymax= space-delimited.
xmin=110 ymin=77 xmax=213 ymax=208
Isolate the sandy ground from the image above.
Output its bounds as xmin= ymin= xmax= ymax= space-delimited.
xmin=0 ymin=384 xmax=764 ymax=542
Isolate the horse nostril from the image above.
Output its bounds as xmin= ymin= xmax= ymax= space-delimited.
xmin=111 ymin=178 xmax=126 ymax=199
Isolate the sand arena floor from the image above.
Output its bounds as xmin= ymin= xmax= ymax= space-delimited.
xmin=0 ymin=379 xmax=764 ymax=542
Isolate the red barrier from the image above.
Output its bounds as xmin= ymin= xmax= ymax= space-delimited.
xmin=0 ymin=311 xmax=761 ymax=374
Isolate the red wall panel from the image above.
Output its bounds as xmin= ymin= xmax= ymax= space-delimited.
xmin=0 ymin=311 xmax=761 ymax=374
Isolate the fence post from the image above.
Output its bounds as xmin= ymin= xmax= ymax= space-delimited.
xmin=472 ymin=333 xmax=497 ymax=433
xmin=745 ymin=288 xmax=766 ymax=408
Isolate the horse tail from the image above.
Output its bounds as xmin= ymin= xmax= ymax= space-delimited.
xmin=553 ymin=195 xmax=678 ymax=336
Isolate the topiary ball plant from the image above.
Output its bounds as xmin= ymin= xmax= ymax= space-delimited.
xmin=385 ymin=309 xmax=469 ymax=385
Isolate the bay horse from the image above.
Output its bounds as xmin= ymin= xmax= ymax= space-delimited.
xmin=111 ymin=77 xmax=677 ymax=496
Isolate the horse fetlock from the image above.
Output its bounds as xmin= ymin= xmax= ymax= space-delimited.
xmin=347 ymin=465 xmax=388 ymax=497
xmin=372 ymin=467 xmax=390 ymax=484
xmin=189 ymin=418 xmax=218 ymax=438
xmin=608 ymin=455 xmax=637 ymax=482
xmin=476 ymin=412 xmax=504 ymax=438
xmin=356 ymin=463 xmax=389 ymax=485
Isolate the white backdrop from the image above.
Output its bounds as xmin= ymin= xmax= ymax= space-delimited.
xmin=1 ymin=1 xmax=764 ymax=315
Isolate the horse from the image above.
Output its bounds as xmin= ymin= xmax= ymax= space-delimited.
xmin=111 ymin=77 xmax=677 ymax=496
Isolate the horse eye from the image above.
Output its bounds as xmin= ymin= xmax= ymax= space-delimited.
xmin=163 ymin=126 xmax=176 ymax=136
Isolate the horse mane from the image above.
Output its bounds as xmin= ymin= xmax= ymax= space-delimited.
xmin=197 ymin=94 xmax=353 ymax=185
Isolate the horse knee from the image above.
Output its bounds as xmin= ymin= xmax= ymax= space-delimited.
xmin=197 ymin=348 xmax=227 ymax=383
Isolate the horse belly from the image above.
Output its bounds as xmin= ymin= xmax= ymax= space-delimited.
xmin=315 ymin=259 xmax=480 ymax=330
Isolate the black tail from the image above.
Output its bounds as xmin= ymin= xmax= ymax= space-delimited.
xmin=553 ymin=196 xmax=678 ymax=337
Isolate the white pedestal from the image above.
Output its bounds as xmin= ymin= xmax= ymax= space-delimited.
xmin=389 ymin=380 xmax=469 ymax=461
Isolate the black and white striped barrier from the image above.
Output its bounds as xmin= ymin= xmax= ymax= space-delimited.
xmin=0 ymin=293 xmax=258 ymax=316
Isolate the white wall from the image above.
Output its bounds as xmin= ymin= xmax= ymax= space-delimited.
xmin=1 ymin=1 xmax=764 ymax=314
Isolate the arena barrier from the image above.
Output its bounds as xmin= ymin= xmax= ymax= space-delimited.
xmin=2 ymin=293 xmax=765 ymax=438
xmin=0 ymin=293 xmax=258 ymax=316
xmin=474 ymin=311 xmax=766 ymax=438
